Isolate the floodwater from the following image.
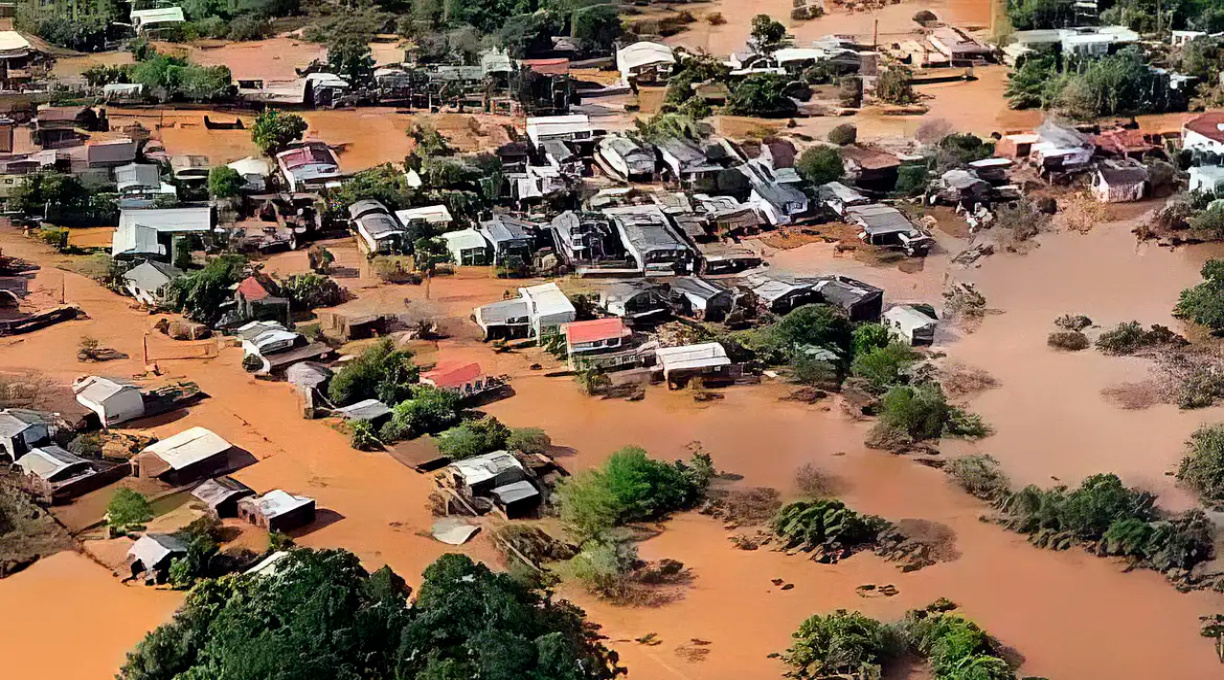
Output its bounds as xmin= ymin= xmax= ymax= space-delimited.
xmin=4 ymin=190 xmax=1224 ymax=678
xmin=0 ymin=552 xmax=181 ymax=680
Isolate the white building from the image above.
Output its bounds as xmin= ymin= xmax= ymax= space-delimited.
xmin=616 ymin=41 xmax=676 ymax=85
xmin=1183 ymin=113 xmax=1224 ymax=156
xmin=520 ymin=282 xmax=576 ymax=338
xmin=73 ymin=376 xmax=144 ymax=428
xmin=1190 ymin=165 xmax=1224 ymax=194
xmin=883 ymin=305 xmax=937 ymax=345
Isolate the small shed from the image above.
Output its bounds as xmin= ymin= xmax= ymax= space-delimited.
xmin=812 ymin=276 xmax=884 ymax=323
xmin=238 ymin=489 xmax=317 ymax=533
xmin=448 ymin=450 xmax=526 ymax=495
xmin=656 ymin=342 xmax=731 ymax=386
xmin=127 ymin=533 xmax=187 ymax=581
xmin=490 ymin=479 xmax=541 ymax=518
xmin=884 ymin=305 xmax=938 ymax=345
xmin=74 ymin=376 xmax=145 ymax=428
xmin=333 ymin=398 xmax=393 ymax=425
xmin=191 ymin=476 xmax=255 ymax=517
xmin=13 ymin=445 xmax=107 ymax=501
xmin=132 ymin=426 xmax=232 ymax=484
xmin=439 ymin=228 xmax=491 ymax=266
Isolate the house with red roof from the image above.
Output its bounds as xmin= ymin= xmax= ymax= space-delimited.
xmin=420 ymin=362 xmax=497 ymax=399
xmin=1182 ymin=112 xmax=1224 ymax=157
xmin=234 ymin=276 xmax=290 ymax=326
xmin=562 ymin=317 xmax=639 ymax=371
xmin=275 ymin=141 xmax=343 ymax=193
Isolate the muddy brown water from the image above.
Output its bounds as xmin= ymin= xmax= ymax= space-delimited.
xmin=2 ymin=202 xmax=1224 ymax=678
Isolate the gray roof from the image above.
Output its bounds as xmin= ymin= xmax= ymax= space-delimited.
xmin=0 ymin=408 xmax=49 ymax=438
xmin=348 ymin=199 xmax=391 ymax=221
xmin=606 ymin=205 xmax=689 ymax=253
xmin=480 ymin=214 xmax=537 ymax=244
xmin=357 ymin=212 xmax=404 ymax=240
xmin=115 ymin=163 xmax=161 ymax=191
xmin=15 ymin=445 xmax=88 ymax=480
xmin=476 ymin=299 xmax=531 ymax=325
xmin=492 ymin=479 xmax=539 ymax=505
xmin=286 ymin=361 xmax=332 ymax=389
xmin=334 ymin=398 xmax=392 ymax=422
xmin=123 ymin=260 xmax=183 ymax=291
xmin=242 ymin=489 xmax=315 ymax=520
xmin=128 ymin=533 xmax=188 ymax=571
xmin=1037 ymin=120 xmax=1090 ymax=149
xmin=845 ymin=204 xmax=914 ymax=235
xmin=657 ymin=137 xmax=712 ymax=170
xmin=601 ymin=135 xmax=653 ymax=161
xmin=754 ymin=180 xmax=808 ymax=208
xmin=811 ymin=275 xmax=883 ymax=308
xmin=191 ymin=476 xmax=254 ymax=509
xmin=669 ymin=276 xmax=728 ymax=301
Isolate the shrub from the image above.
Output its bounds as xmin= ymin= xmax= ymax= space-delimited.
xmin=826 ymin=123 xmax=857 ymax=146
xmin=706 ymin=12 xmax=726 ymax=25
xmin=1054 ymin=314 xmax=1092 ymax=331
xmin=876 ymin=66 xmax=917 ymax=105
xmin=1095 ymin=321 xmax=1184 ymax=355
xmin=228 ymin=14 xmax=273 ymax=41
xmin=795 ymin=146 xmax=844 ymax=185
xmin=1047 ymin=331 xmax=1090 ymax=351
xmin=349 ymin=419 xmax=379 ymax=450
xmin=166 ymin=254 xmax=247 ymax=326
xmin=852 ymin=323 xmax=892 ymax=357
xmin=913 ymin=9 xmax=938 ymax=25
xmin=771 ymin=499 xmax=890 ymax=556
xmin=277 ymin=273 xmax=345 ymax=310
xmin=556 ymin=446 xmax=714 ymax=541
xmin=1179 ymin=424 xmax=1224 ymax=509
xmin=564 ymin=537 xmax=638 ymax=599
xmin=782 ymin=610 xmax=899 ymax=679
xmin=877 ymin=383 xmax=952 ymax=441
xmin=434 ymin=417 xmax=511 ymax=459
xmin=208 ymin=166 xmax=244 ymax=199
xmin=506 ymin=427 xmax=552 ymax=454
xmin=748 ymin=303 xmax=854 ymax=365
xmin=328 ymin=339 xmax=418 ymax=406
xmin=383 ymin=385 xmax=463 ymax=440
xmin=850 ymin=342 xmax=919 ymax=392
xmin=107 ymin=488 xmax=153 ymax=535
xmin=1174 ymin=260 xmax=1224 ymax=333
xmin=895 ymin=164 xmax=930 ymax=196
xmin=795 ymin=463 xmax=835 ymax=498
xmin=945 ymin=454 xmax=1010 ymax=501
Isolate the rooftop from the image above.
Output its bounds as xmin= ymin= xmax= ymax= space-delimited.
xmin=656 ymin=342 xmax=731 ymax=372
xmin=421 ymin=362 xmax=484 ymax=389
xmin=15 ymin=445 xmax=89 ymax=481
xmin=450 ymin=450 xmax=523 ymax=486
xmin=245 ymin=489 xmax=314 ymax=520
xmin=142 ymin=426 xmax=231 ymax=470
xmin=565 ymin=317 xmax=631 ymax=344
xmin=191 ymin=476 xmax=254 ymax=508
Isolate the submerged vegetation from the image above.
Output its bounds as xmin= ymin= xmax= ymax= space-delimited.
xmin=782 ymin=601 xmax=1016 ymax=680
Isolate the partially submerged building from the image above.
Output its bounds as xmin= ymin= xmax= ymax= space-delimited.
xmin=668 ymin=277 xmax=734 ymax=322
xmin=478 ymin=214 xmax=538 ymax=266
xmin=350 ymin=199 xmax=405 ymax=255
xmin=845 ymin=204 xmax=933 ymax=257
xmin=617 ymin=41 xmax=676 ymax=85
xmin=238 ymin=489 xmax=316 ymax=532
xmin=123 ymin=260 xmax=182 ymax=306
xmin=1092 ymin=160 xmax=1148 ymax=203
xmin=597 ymin=135 xmax=656 ymax=182
xmin=74 ymin=376 xmax=145 ymax=428
xmin=127 ymin=533 xmax=187 ymax=582
xmin=884 ymin=304 xmax=937 ymax=345
xmin=439 ymin=228 xmax=491 ymax=266
xmin=656 ymin=342 xmax=731 ymax=387
xmin=13 ymin=444 xmax=115 ymax=502
xmin=420 ymin=362 xmax=497 ymax=399
xmin=276 ymin=142 xmax=343 ymax=193
xmin=0 ymin=408 xmax=53 ymax=461
xmin=446 ymin=450 xmax=540 ymax=518
xmin=132 ymin=426 xmax=233 ymax=484
xmin=599 ymin=280 xmax=670 ymax=319
xmin=191 ymin=476 xmax=255 ymax=518
xmin=112 ymin=206 xmax=213 ymax=259
xmin=473 ymin=282 xmax=576 ymax=339
xmin=563 ymin=317 xmax=637 ymax=370
xmin=811 ymin=275 xmax=884 ymax=322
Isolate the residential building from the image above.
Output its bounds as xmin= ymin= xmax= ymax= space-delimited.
xmin=668 ymin=277 xmax=734 ymax=322
xmin=1190 ymin=165 xmax=1224 ymax=194
xmin=420 ymin=362 xmax=496 ymax=398
xmin=478 ymin=214 xmax=538 ymax=266
xmin=605 ymin=204 xmax=694 ymax=276
xmin=227 ymin=156 xmax=273 ymax=192
xmin=276 ymin=142 xmax=343 ymax=193
xmin=86 ymin=138 xmax=138 ymax=169
xmin=472 ymin=297 xmax=532 ymax=339
xmin=191 ymin=476 xmax=255 ymax=518
xmin=884 ymin=305 xmax=937 ymax=345
xmin=656 ymin=342 xmax=731 ymax=386
xmin=846 ymin=203 xmax=933 ymax=256
xmin=927 ymin=26 xmax=993 ymax=62
xmin=234 ymin=278 xmax=291 ymax=326
xmin=447 ymin=450 xmax=540 ymax=518
xmin=112 ymin=206 xmax=213 ymax=258
xmin=521 ymin=282 xmax=576 ymax=337
xmin=114 ymin=162 xmax=175 ymax=207
xmin=169 ymin=155 xmax=210 ymax=183
xmin=130 ymin=6 xmax=185 ymax=33
xmin=811 ymin=275 xmax=884 ymax=322
xmin=841 ymin=145 xmax=901 ymax=191
xmin=0 ymin=32 xmax=41 ymax=91
xmin=131 ymin=426 xmax=233 ymax=484
xmin=473 ymin=282 xmax=576 ymax=340
xmin=599 ymin=280 xmax=670 ymax=319
xmin=617 ymin=41 xmax=676 ymax=85
xmin=656 ymin=137 xmax=723 ymax=188
xmin=1183 ymin=112 xmax=1224 ymax=156
xmin=693 ymin=194 xmax=762 ymax=236
xmin=1092 ymin=160 xmax=1148 ymax=203
xmin=238 ymin=490 xmax=316 ymax=532
xmin=550 ymin=210 xmax=622 ymax=264
xmin=818 ymin=181 xmax=871 ymax=216
xmin=0 ymin=408 xmax=52 ymax=461
xmin=12 ymin=445 xmax=110 ymax=502
xmin=742 ymin=273 xmax=816 ymax=313
xmin=597 ymin=135 xmax=656 ymax=181
xmin=127 ymin=534 xmax=187 ymax=581
xmin=334 ymin=399 xmax=393 ymax=425
xmin=122 ymin=260 xmax=182 ymax=306
xmin=395 ymin=205 xmax=454 ymax=231
xmin=350 ymin=199 xmax=404 ymax=254
xmin=563 ymin=317 xmax=636 ymax=370
xmin=73 ymin=376 xmax=145 ymax=427
xmin=236 ymin=319 xmax=329 ymax=374
xmin=1030 ymin=120 xmax=1095 ymax=170
xmin=525 ymin=114 xmax=600 ymax=150
xmin=744 ymin=163 xmax=809 ymax=226
xmin=34 ymin=106 xmax=102 ymax=148
xmin=439 ymin=228 xmax=492 ymax=265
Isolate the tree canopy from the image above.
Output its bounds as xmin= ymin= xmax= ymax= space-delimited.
xmin=251 ymin=109 xmax=309 ymax=156
xmin=119 ymin=549 xmax=625 ymax=680
xmin=795 ymin=146 xmax=845 ymax=186
xmin=328 ymin=338 xmax=419 ymax=406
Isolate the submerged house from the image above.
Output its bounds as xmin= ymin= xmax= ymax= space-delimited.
xmin=350 ymin=199 xmax=405 ymax=255
xmin=605 ymin=204 xmax=694 ymax=276
xmin=656 ymin=137 xmax=723 ymax=189
xmin=131 ymin=426 xmax=233 ymax=484
xmin=276 ymin=142 xmax=343 ymax=193
xmin=192 ymin=476 xmax=255 ymax=518
xmin=123 ymin=260 xmax=182 ymax=306
xmin=841 ymin=145 xmax=901 ymax=192
xmin=551 ymin=211 xmax=622 ymax=265
xmin=668 ymin=277 xmax=734 ymax=322
xmin=112 ymin=206 xmax=213 ymax=259
xmin=447 ymin=450 xmax=540 ymax=518
xmin=884 ymin=304 xmax=938 ymax=345
xmin=927 ymin=26 xmax=994 ymax=63
xmin=845 ymin=204 xmax=933 ymax=257
xmin=74 ymin=376 xmax=145 ymax=428
xmin=114 ymin=163 xmax=174 ymax=206
xmin=127 ymin=534 xmax=187 ymax=582
xmin=617 ymin=41 xmax=676 ymax=85
xmin=1092 ymin=160 xmax=1148 ymax=203
xmin=597 ymin=135 xmax=656 ymax=181
xmin=238 ymin=489 xmax=316 ymax=532
xmin=1183 ymin=112 xmax=1224 ymax=156
xmin=13 ymin=445 xmax=104 ymax=502
xmin=743 ymin=273 xmax=816 ymax=314
xmin=473 ymin=282 xmax=576 ymax=340
xmin=420 ymin=362 xmax=497 ymax=399
xmin=811 ymin=275 xmax=884 ymax=322
xmin=439 ymin=228 xmax=491 ymax=266
xmin=0 ymin=408 xmax=52 ymax=461
xmin=656 ymin=342 xmax=731 ymax=387
xmin=1030 ymin=121 xmax=1095 ymax=171
xmin=478 ymin=214 xmax=538 ymax=266
xmin=563 ymin=317 xmax=637 ymax=370
xmin=599 ymin=280 xmax=670 ymax=319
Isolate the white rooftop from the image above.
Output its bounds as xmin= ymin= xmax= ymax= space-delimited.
xmin=395 ymin=205 xmax=453 ymax=225
xmin=656 ymin=342 xmax=731 ymax=372
xmin=248 ymin=489 xmax=314 ymax=519
xmin=450 ymin=450 xmax=522 ymax=486
xmin=142 ymin=426 xmax=231 ymax=470
xmin=519 ymin=282 xmax=576 ymax=318
xmin=526 ymin=114 xmax=593 ymax=146
xmin=440 ymin=228 xmax=490 ymax=252
xmin=617 ymin=41 xmax=676 ymax=72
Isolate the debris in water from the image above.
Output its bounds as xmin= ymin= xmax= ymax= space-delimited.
xmin=430 ymin=518 xmax=480 ymax=545
xmin=635 ymin=633 xmax=662 ymax=646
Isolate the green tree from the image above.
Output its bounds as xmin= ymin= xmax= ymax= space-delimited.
xmin=571 ymin=4 xmax=621 ymax=54
xmin=851 ymin=322 xmax=892 ymax=357
xmin=328 ymin=338 xmax=419 ymax=406
xmin=795 ymin=146 xmax=844 ymax=186
xmin=165 ymin=255 xmax=247 ymax=326
xmin=507 ymin=427 xmax=552 ymax=454
xmin=850 ymin=342 xmax=919 ymax=393
xmin=1175 ymin=259 xmax=1224 ymax=333
xmin=435 ymin=417 xmax=511 ymax=459
xmin=1007 ymin=0 xmax=1076 ymax=29
xmin=782 ymin=610 xmax=898 ymax=679
xmin=207 ymin=166 xmax=245 ymax=199
xmin=277 ymin=273 xmax=346 ymax=310
xmin=748 ymin=303 xmax=854 ymax=365
xmin=877 ymin=382 xmax=952 ymax=441
xmin=327 ymin=35 xmax=376 ymax=87
xmin=108 ymin=488 xmax=153 ymax=535
xmin=1004 ymin=54 xmax=1062 ymax=110
xmin=725 ymin=73 xmax=802 ymax=117
xmin=381 ymin=384 xmax=463 ymax=440
xmin=876 ymin=66 xmax=917 ymax=105
xmin=1178 ymin=424 xmax=1224 ymax=508
xmin=251 ymin=109 xmax=308 ymax=156
xmin=749 ymin=14 xmax=787 ymax=52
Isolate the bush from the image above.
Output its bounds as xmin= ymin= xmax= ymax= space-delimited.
xmin=1179 ymin=424 xmax=1224 ymax=509
xmin=706 ymin=12 xmax=726 ymax=24
xmin=725 ymin=73 xmax=801 ymax=117
xmin=748 ymin=303 xmax=854 ymax=366
xmin=435 ymin=417 xmax=511 ymax=459
xmin=895 ymin=164 xmax=930 ymax=196
xmin=945 ymin=454 xmax=1010 ymax=501
xmin=556 ymin=446 xmax=714 ymax=541
xmin=771 ymin=499 xmax=890 ymax=556
xmin=251 ymin=109 xmax=307 ymax=156
xmin=827 ymin=123 xmax=857 ymax=146
xmin=1175 ymin=259 xmax=1224 ymax=333
xmin=782 ymin=610 xmax=899 ymax=679
xmin=208 ymin=166 xmax=244 ymax=199
xmin=166 ymin=254 xmax=247 ymax=326
xmin=564 ymin=537 xmax=639 ymax=599
xmin=1054 ymin=314 xmax=1092 ymax=331
xmin=796 ymin=146 xmax=845 ymax=186
xmin=850 ymin=342 xmax=919 ymax=393
xmin=506 ymin=427 xmax=552 ymax=454
xmin=1047 ymin=331 xmax=1090 ymax=351
xmin=277 ymin=273 xmax=345 ymax=310
xmin=382 ymin=385 xmax=463 ymax=440
xmin=107 ymin=488 xmax=153 ymax=535
xmin=1095 ymin=321 xmax=1184 ymax=355
xmin=228 ymin=14 xmax=273 ymax=41
xmin=876 ymin=66 xmax=917 ymax=105
xmin=348 ymin=419 xmax=379 ymax=450
xmin=913 ymin=9 xmax=938 ymax=24
xmin=327 ymin=339 xmax=418 ymax=406
xmin=877 ymin=383 xmax=952 ymax=442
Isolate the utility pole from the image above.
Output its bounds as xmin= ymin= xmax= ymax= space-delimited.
xmin=873 ymin=18 xmax=879 ymax=50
